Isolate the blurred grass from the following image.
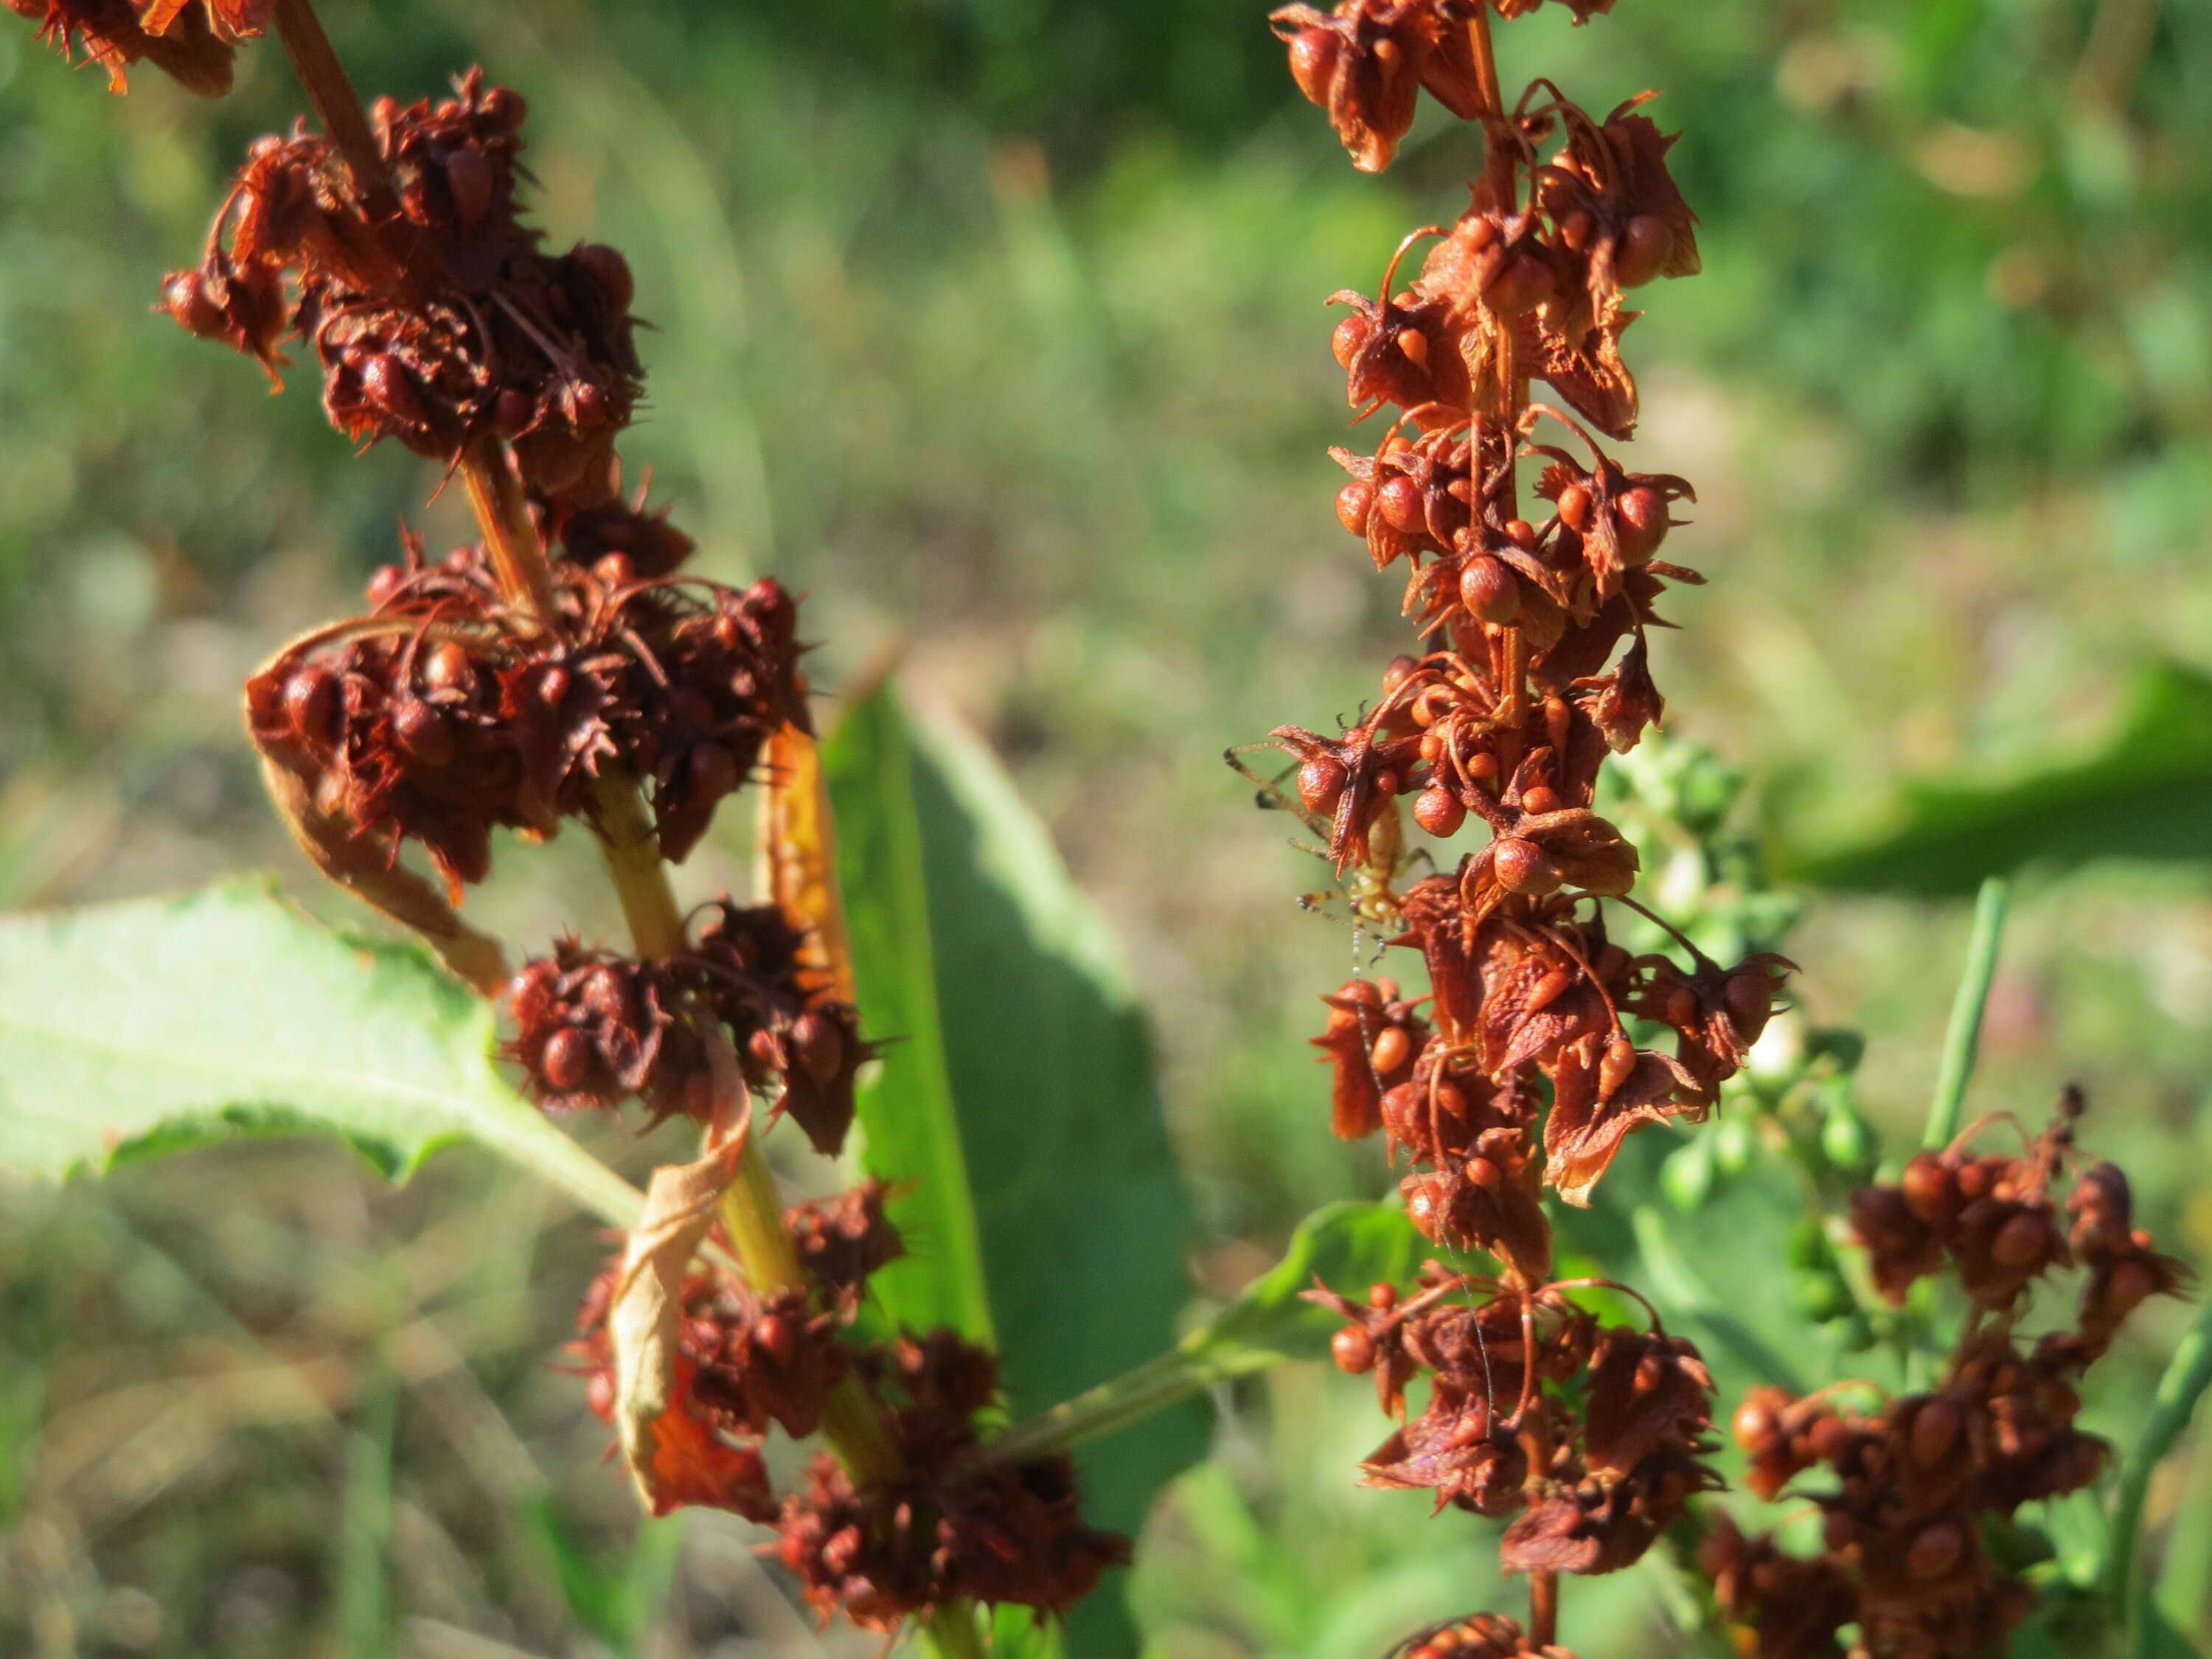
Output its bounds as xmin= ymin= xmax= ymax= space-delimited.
xmin=7 ymin=0 xmax=2212 ymax=1652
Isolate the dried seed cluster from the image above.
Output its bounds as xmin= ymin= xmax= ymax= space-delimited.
xmin=161 ymin=72 xmax=643 ymax=515
xmin=1713 ymin=1096 xmax=2185 ymax=1659
xmin=505 ymin=902 xmax=868 ymax=1150
xmin=1273 ymin=10 xmax=2189 ymax=1658
xmin=1312 ymin=1266 xmax=1719 ymax=1572
xmin=1271 ymin=1 xmax=1766 ymax=1646
xmin=7 ymin=0 xmax=268 ymax=95
xmin=12 ymin=2 xmax=1129 ymax=1637
xmin=248 ymin=535 xmax=806 ymax=890
xmin=163 ymin=68 xmax=863 ymax=1148
xmin=574 ymin=1189 xmax=1126 ymax=1625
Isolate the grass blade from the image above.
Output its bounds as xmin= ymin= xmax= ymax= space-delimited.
xmin=1922 ymin=874 xmax=2011 ymax=1149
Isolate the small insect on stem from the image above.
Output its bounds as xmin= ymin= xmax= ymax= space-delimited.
xmin=1224 ymin=742 xmax=1411 ymax=945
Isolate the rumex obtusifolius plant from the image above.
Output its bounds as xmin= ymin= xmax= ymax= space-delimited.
xmin=6 ymin=0 xmax=1121 ymax=1647
xmin=9 ymin=0 xmax=2204 ymax=1653
xmin=1264 ymin=2 xmax=2191 ymax=1656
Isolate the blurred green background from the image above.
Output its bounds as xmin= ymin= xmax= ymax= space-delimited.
xmin=7 ymin=0 xmax=2212 ymax=1653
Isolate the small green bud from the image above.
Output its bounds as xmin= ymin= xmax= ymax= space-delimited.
xmin=1821 ymin=1088 xmax=1875 ymax=1172
xmin=1786 ymin=1214 xmax=1829 ymax=1271
xmin=1793 ymin=1267 xmax=1853 ymax=1324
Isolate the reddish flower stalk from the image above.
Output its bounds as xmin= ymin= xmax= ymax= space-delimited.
xmin=13 ymin=0 xmax=1125 ymax=1647
xmin=1266 ymin=0 xmax=1779 ymax=1647
xmin=1269 ymin=9 xmax=2185 ymax=1658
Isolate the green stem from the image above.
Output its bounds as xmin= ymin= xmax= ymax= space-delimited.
xmin=2110 ymin=1295 xmax=2212 ymax=1647
xmin=980 ymin=1348 xmax=1219 ymax=1469
xmin=336 ymin=1336 xmax=399 ymax=1659
xmin=462 ymin=1096 xmax=647 ymax=1230
xmin=1922 ymin=875 xmax=2011 ymax=1150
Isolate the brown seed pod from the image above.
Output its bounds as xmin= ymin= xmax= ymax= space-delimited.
xmin=1412 ymin=785 xmax=1466 ymax=837
xmin=1492 ymin=836 xmax=1562 ymax=896
xmin=1457 ymin=554 xmax=1520 ymax=625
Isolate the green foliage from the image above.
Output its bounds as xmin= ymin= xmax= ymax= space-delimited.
xmin=0 ymin=877 xmax=642 ymax=1224
xmin=526 ymin=1498 xmax=687 ymax=1655
xmin=2112 ymin=1297 xmax=2212 ymax=1653
xmin=335 ymin=1352 xmax=397 ymax=1659
xmin=824 ymin=683 xmax=1204 ymax=1659
xmin=1188 ymin=1200 xmax=1427 ymax=1374
xmin=983 ymin=1198 xmax=1429 ymax=1470
xmin=1790 ymin=662 xmax=2212 ymax=894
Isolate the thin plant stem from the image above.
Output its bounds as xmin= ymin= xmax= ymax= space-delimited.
xmin=459 ymin=442 xmax=561 ymax=630
xmin=1922 ymin=875 xmax=2011 ymax=1150
xmin=1466 ymin=7 xmax=1500 ymax=118
xmin=2109 ymin=1294 xmax=2212 ymax=1647
xmin=1529 ymin=1568 xmax=1559 ymax=1649
xmin=271 ymin=0 xmax=397 ymax=220
xmin=980 ymin=1351 xmax=1205 ymax=1469
xmin=586 ymin=770 xmax=686 ymax=955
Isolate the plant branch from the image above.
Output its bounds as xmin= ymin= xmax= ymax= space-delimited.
xmin=1922 ymin=875 xmax=2011 ymax=1149
xmin=977 ymin=1348 xmax=1220 ymax=1469
xmin=1528 ymin=1568 xmax=1559 ymax=1649
xmin=263 ymin=4 xmax=981 ymax=1647
xmin=1466 ymin=7 xmax=1500 ymax=118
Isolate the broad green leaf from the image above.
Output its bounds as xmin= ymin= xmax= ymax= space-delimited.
xmin=823 ymin=685 xmax=1203 ymax=1659
xmin=0 ymin=877 xmax=644 ymax=1228
xmin=1785 ymin=661 xmax=2212 ymax=894
xmin=821 ymin=695 xmax=995 ymax=1348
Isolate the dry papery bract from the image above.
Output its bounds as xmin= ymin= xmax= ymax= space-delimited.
xmin=1267 ymin=3 xmax=2182 ymax=1656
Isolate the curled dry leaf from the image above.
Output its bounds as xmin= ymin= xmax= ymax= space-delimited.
xmin=759 ymin=719 xmax=858 ymax=1006
xmin=608 ymin=1091 xmax=750 ymax=1512
xmin=256 ymin=753 xmax=509 ymax=993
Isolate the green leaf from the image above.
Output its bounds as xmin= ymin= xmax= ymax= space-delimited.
xmin=823 ymin=685 xmax=1204 ymax=1659
xmin=1786 ymin=661 xmax=2212 ymax=893
xmin=821 ymin=696 xmax=995 ymax=1348
xmin=1922 ymin=874 xmax=2011 ymax=1150
xmin=983 ymin=1201 xmax=1428 ymax=1469
xmin=0 ymin=877 xmax=644 ymax=1228
xmin=1188 ymin=1200 xmax=1429 ymax=1373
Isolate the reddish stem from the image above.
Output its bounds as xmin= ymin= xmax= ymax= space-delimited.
xmin=458 ymin=439 xmax=561 ymax=627
xmin=270 ymin=0 xmax=398 ymax=223
xmin=1529 ymin=1568 xmax=1559 ymax=1647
